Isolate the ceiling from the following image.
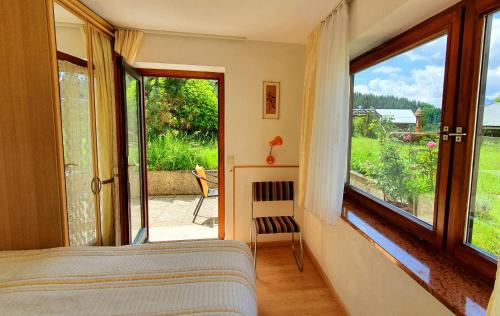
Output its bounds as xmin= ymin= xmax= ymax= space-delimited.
xmin=81 ymin=0 xmax=339 ymax=44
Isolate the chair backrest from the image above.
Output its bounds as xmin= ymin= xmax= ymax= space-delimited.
xmin=193 ymin=165 xmax=209 ymax=198
xmin=252 ymin=181 xmax=295 ymax=218
xmin=252 ymin=181 xmax=294 ymax=202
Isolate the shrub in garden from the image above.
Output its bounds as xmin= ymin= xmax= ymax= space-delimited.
xmin=144 ymin=77 xmax=219 ymax=171
xmin=147 ymin=131 xmax=217 ymax=171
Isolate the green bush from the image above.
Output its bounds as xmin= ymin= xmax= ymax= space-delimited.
xmin=147 ymin=131 xmax=218 ymax=171
xmin=145 ymin=78 xmax=218 ymax=141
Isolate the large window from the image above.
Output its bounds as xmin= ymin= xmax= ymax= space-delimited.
xmin=350 ymin=35 xmax=447 ymax=226
xmin=347 ymin=1 xmax=499 ymax=280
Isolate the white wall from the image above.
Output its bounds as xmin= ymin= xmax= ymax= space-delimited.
xmin=349 ymin=0 xmax=461 ymax=58
xmin=304 ymin=210 xmax=453 ymax=316
xmin=135 ymin=35 xmax=305 ymax=241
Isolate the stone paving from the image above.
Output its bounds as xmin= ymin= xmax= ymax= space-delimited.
xmin=148 ymin=195 xmax=218 ymax=242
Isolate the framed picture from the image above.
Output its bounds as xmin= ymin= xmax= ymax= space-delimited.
xmin=263 ymin=81 xmax=280 ymax=119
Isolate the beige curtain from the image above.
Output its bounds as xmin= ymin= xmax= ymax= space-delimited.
xmin=114 ymin=29 xmax=144 ymax=64
xmin=91 ymin=28 xmax=117 ymax=246
xmin=489 ymin=264 xmax=500 ymax=315
xmin=298 ymin=25 xmax=321 ymax=209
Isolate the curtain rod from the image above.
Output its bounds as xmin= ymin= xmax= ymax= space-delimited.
xmin=321 ymin=0 xmax=351 ymax=23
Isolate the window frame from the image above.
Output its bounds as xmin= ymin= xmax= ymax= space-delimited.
xmin=347 ymin=2 xmax=464 ymax=249
xmin=346 ymin=0 xmax=499 ymax=281
xmin=446 ymin=0 xmax=500 ymax=280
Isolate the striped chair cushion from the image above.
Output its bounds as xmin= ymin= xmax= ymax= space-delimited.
xmin=252 ymin=181 xmax=294 ymax=202
xmin=255 ymin=216 xmax=300 ymax=234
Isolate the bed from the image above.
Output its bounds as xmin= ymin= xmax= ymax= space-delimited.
xmin=0 ymin=240 xmax=256 ymax=316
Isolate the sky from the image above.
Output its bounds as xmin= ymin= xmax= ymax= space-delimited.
xmin=354 ymin=12 xmax=500 ymax=108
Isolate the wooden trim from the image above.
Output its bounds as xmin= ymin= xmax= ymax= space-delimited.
xmin=231 ymin=165 xmax=299 ymax=239
xmin=137 ymin=68 xmax=225 ymax=81
xmin=55 ymin=0 xmax=114 ymax=37
xmin=348 ymin=3 xmax=464 ymax=248
xmin=114 ymin=54 xmax=130 ymax=245
xmin=56 ymin=50 xmax=87 ymax=68
xmin=303 ymin=242 xmax=351 ymax=316
xmin=137 ymin=68 xmax=226 ymax=240
xmin=218 ymin=74 xmax=225 ymax=239
xmin=446 ymin=0 xmax=499 ymax=280
xmin=46 ymin=0 xmax=69 ymax=247
xmin=350 ymin=1 xmax=464 ymax=73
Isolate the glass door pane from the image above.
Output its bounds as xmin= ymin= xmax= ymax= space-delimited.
xmin=59 ymin=62 xmax=97 ymax=246
xmin=465 ymin=10 xmax=500 ymax=258
xmin=124 ymin=70 xmax=146 ymax=243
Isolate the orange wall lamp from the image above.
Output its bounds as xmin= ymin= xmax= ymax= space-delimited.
xmin=266 ymin=136 xmax=283 ymax=164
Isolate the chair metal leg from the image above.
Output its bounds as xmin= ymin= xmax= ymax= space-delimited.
xmin=251 ymin=220 xmax=258 ymax=269
xmin=192 ymin=196 xmax=204 ymax=223
xmin=291 ymin=231 xmax=304 ymax=271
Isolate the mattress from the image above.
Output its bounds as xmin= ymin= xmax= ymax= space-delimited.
xmin=0 ymin=240 xmax=256 ymax=316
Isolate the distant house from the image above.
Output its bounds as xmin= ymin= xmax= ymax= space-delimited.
xmin=483 ymin=103 xmax=500 ymax=136
xmin=352 ymin=107 xmax=416 ymax=129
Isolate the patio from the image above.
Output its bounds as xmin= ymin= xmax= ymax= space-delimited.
xmin=148 ymin=195 xmax=218 ymax=242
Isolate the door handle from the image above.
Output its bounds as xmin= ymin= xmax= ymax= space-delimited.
xmin=90 ymin=177 xmax=102 ymax=194
xmin=442 ymin=126 xmax=466 ymax=143
xmin=128 ymin=163 xmax=139 ymax=167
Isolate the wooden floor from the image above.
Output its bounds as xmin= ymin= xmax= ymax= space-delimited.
xmin=256 ymin=246 xmax=348 ymax=316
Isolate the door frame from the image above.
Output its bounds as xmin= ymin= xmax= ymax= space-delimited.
xmin=137 ymin=68 xmax=226 ymax=240
xmin=114 ymin=56 xmax=149 ymax=244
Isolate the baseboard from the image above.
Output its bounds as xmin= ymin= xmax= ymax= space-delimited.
xmin=303 ymin=241 xmax=351 ymax=316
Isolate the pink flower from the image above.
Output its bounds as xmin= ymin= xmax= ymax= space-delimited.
xmin=403 ymin=134 xmax=412 ymax=142
xmin=427 ymin=141 xmax=437 ymax=149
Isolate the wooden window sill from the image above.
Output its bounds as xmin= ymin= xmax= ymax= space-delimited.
xmin=341 ymin=198 xmax=493 ymax=316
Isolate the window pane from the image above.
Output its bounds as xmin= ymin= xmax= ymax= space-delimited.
xmin=466 ymin=11 xmax=500 ymax=258
xmin=350 ymin=35 xmax=447 ymax=226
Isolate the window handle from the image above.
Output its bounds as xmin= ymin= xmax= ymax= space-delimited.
xmin=442 ymin=126 xmax=466 ymax=142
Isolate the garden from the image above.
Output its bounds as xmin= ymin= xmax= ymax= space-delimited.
xmin=350 ymin=113 xmax=500 ymax=257
xmin=144 ymin=76 xmax=218 ymax=172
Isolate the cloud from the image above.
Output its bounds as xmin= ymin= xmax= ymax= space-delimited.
xmin=404 ymin=50 xmax=428 ymax=61
xmin=372 ymin=66 xmax=402 ymax=74
xmin=354 ymin=65 xmax=445 ymax=107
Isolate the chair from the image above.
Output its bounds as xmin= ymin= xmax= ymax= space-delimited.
xmin=191 ymin=165 xmax=218 ymax=223
xmin=250 ymin=181 xmax=303 ymax=271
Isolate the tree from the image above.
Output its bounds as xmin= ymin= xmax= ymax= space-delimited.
xmin=144 ymin=77 xmax=218 ymax=140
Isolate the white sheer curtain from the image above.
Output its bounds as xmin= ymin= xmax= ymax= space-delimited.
xmin=303 ymin=2 xmax=350 ymax=225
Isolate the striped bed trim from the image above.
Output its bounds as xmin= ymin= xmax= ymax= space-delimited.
xmin=252 ymin=181 xmax=294 ymax=202
xmin=255 ymin=216 xmax=300 ymax=234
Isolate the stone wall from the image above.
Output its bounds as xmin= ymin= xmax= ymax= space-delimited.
xmin=147 ymin=170 xmax=218 ymax=196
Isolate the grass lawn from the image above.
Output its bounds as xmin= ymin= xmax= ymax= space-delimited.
xmin=147 ymin=132 xmax=218 ymax=171
xmin=350 ymin=136 xmax=500 ymax=257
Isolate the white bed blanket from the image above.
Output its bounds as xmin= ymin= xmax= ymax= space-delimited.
xmin=0 ymin=240 xmax=256 ymax=316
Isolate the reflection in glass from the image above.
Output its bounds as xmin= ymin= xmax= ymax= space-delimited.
xmin=466 ymin=11 xmax=500 ymax=258
xmin=54 ymin=3 xmax=97 ymax=245
xmin=350 ymin=35 xmax=448 ymax=226
xmin=126 ymin=73 xmax=143 ymax=241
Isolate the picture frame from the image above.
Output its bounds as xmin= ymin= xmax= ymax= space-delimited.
xmin=262 ymin=81 xmax=280 ymax=119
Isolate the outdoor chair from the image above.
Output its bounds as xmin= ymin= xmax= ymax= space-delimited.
xmin=191 ymin=165 xmax=218 ymax=223
xmin=250 ymin=181 xmax=303 ymax=271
